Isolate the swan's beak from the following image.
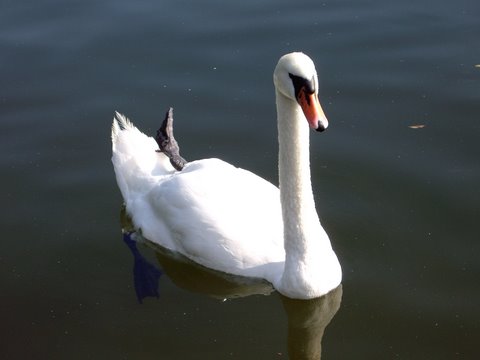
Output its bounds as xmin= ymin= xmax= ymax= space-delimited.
xmin=297 ymin=89 xmax=329 ymax=132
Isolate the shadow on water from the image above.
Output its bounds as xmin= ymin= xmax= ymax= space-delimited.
xmin=120 ymin=207 xmax=343 ymax=359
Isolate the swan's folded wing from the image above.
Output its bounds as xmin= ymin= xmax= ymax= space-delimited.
xmin=142 ymin=158 xmax=285 ymax=277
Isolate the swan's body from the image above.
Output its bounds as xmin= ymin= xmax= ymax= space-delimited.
xmin=112 ymin=52 xmax=341 ymax=299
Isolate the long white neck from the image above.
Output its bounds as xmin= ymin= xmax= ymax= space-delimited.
xmin=276 ymin=90 xmax=341 ymax=298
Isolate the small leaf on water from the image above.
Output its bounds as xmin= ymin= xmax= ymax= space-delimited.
xmin=408 ymin=124 xmax=426 ymax=129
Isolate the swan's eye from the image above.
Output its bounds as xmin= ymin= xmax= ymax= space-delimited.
xmin=289 ymin=73 xmax=316 ymax=98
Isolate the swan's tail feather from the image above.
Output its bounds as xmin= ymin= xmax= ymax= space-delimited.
xmin=111 ymin=111 xmax=157 ymax=156
xmin=111 ymin=111 xmax=137 ymax=148
xmin=114 ymin=111 xmax=135 ymax=130
xmin=111 ymin=111 xmax=175 ymax=202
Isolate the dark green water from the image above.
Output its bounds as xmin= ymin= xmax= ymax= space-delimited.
xmin=1 ymin=0 xmax=479 ymax=358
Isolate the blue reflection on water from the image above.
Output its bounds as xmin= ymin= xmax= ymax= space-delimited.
xmin=123 ymin=232 xmax=163 ymax=303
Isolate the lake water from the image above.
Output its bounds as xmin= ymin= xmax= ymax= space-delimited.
xmin=1 ymin=0 xmax=479 ymax=358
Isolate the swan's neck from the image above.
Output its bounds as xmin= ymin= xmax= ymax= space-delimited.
xmin=277 ymin=91 xmax=317 ymax=240
xmin=276 ymin=90 xmax=339 ymax=298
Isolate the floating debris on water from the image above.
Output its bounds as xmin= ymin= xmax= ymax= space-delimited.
xmin=408 ymin=124 xmax=426 ymax=129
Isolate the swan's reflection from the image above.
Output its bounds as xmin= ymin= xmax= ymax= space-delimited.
xmin=120 ymin=208 xmax=342 ymax=359
xmin=280 ymin=286 xmax=342 ymax=359
xmin=152 ymin=242 xmax=276 ymax=299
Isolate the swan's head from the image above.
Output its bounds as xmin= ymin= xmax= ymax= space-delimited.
xmin=273 ymin=52 xmax=328 ymax=132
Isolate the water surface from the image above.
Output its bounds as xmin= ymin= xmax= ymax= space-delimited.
xmin=1 ymin=0 xmax=479 ymax=358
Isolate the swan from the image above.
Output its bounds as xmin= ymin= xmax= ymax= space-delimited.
xmin=111 ymin=52 xmax=341 ymax=299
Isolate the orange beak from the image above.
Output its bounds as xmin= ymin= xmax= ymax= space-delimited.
xmin=297 ymin=87 xmax=329 ymax=132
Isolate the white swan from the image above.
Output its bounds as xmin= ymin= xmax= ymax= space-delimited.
xmin=111 ymin=52 xmax=341 ymax=299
